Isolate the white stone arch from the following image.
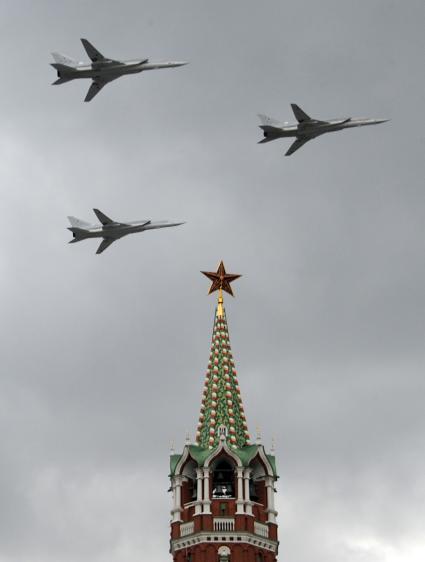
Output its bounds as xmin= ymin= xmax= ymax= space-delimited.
xmin=255 ymin=445 xmax=276 ymax=479
xmin=204 ymin=439 xmax=243 ymax=469
xmin=173 ymin=445 xmax=191 ymax=476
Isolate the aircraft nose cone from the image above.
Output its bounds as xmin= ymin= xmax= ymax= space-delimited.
xmin=173 ymin=61 xmax=189 ymax=67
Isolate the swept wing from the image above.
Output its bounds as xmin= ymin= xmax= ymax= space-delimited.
xmin=93 ymin=208 xmax=116 ymax=225
xmin=285 ymin=137 xmax=312 ymax=156
xmin=80 ymin=38 xmax=120 ymax=64
xmin=291 ymin=104 xmax=327 ymax=125
xmin=291 ymin=104 xmax=312 ymax=123
xmin=85 ymin=77 xmax=119 ymax=102
xmin=96 ymin=238 xmax=116 ymax=254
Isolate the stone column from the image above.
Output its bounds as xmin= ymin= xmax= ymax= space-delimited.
xmin=202 ymin=467 xmax=211 ymax=514
xmin=171 ymin=475 xmax=183 ymax=522
xmin=235 ymin=467 xmax=245 ymax=514
xmin=243 ymin=468 xmax=253 ymax=516
xmin=265 ymin=475 xmax=277 ymax=524
xmin=195 ymin=467 xmax=203 ymax=515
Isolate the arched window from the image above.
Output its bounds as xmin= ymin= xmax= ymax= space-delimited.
xmin=181 ymin=460 xmax=197 ymax=504
xmin=212 ymin=459 xmax=235 ymax=498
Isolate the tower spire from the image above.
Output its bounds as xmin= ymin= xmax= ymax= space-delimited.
xmin=197 ymin=262 xmax=249 ymax=449
xmin=169 ymin=264 xmax=279 ymax=561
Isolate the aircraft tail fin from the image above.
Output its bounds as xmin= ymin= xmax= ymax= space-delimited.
xmin=51 ymin=52 xmax=80 ymax=67
xmin=258 ymin=114 xmax=282 ymax=127
xmin=258 ymin=114 xmax=283 ymax=143
xmin=291 ymin=104 xmax=312 ymax=123
xmin=67 ymin=216 xmax=91 ymax=229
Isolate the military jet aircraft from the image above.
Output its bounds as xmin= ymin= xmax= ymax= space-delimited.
xmin=51 ymin=38 xmax=188 ymax=102
xmin=67 ymin=209 xmax=185 ymax=254
xmin=258 ymin=104 xmax=389 ymax=156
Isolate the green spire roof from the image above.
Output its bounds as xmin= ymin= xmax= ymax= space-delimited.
xmin=196 ymin=306 xmax=250 ymax=449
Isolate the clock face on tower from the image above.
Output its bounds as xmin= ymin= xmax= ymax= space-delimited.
xmin=218 ymin=545 xmax=231 ymax=561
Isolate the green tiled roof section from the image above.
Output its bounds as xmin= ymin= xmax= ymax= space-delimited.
xmin=169 ymin=445 xmax=277 ymax=477
xmin=232 ymin=444 xmax=259 ymax=466
xmin=169 ymin=446 xmax=210 ymax=476
xmin=170 ymin=454 xmax=182 ymax=475
xmin=195 ymin=308 xmax=250 ymax=449
xmin=266 ymin=454 xmax=277 ymax=477
xmin=188 ymin=445 xmax=212 ymax=466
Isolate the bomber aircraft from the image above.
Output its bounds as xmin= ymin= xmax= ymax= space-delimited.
xmin=258 ymin=104 xmax=389 ymax=156
xmin=67 ymin=209 xmax=185 ymax=254
xmin=51 ymin=38 xmax=188 ymax=102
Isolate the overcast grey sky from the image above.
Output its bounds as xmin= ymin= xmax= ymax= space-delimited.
xmin=1 ymin=1 xmax=424 ymax=561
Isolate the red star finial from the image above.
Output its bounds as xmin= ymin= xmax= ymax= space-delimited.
xmin=201 ymin=261 xmax=241 ymax=297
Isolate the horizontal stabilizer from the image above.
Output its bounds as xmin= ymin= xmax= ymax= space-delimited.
xmin=258 ymin=135 xmax=278 ymax=144
xmin=67 ymin=226 xmax=87 ymax=243
xmin=52 ymin=76 xmax=72 ymax=85
xmin=291 ymin=104 xmax=312 ymax=123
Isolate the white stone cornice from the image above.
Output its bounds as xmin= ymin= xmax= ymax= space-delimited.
xmin=171 ymin=531 xmax=278 ymax=554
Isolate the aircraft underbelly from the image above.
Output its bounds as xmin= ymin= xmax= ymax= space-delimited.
xmin=76 ymin=65 xmax=141 ymax=79
xmin=299 ymin=124 xmax=343 ymax=136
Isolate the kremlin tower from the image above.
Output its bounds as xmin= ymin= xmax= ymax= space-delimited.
xmin=169 ymin=262 xmax=279 ymax=562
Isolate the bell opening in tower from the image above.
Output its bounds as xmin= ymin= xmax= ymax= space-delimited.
xmin=212 ymin=458 xmax=235 ymax=499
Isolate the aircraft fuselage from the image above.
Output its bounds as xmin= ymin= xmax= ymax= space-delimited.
xmin=261 ymin=118 xmax=389 ymax=141
xmin=258 ymin=104 xmax=389 ymax=155
xmin=55 ymin=59 xmax=186 ymax=81
xmin=72 ymin=220 xmax=184 ymax=241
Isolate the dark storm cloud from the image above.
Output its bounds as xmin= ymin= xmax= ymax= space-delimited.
xmin=0 ymin=1 xmax=424 ymax=561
